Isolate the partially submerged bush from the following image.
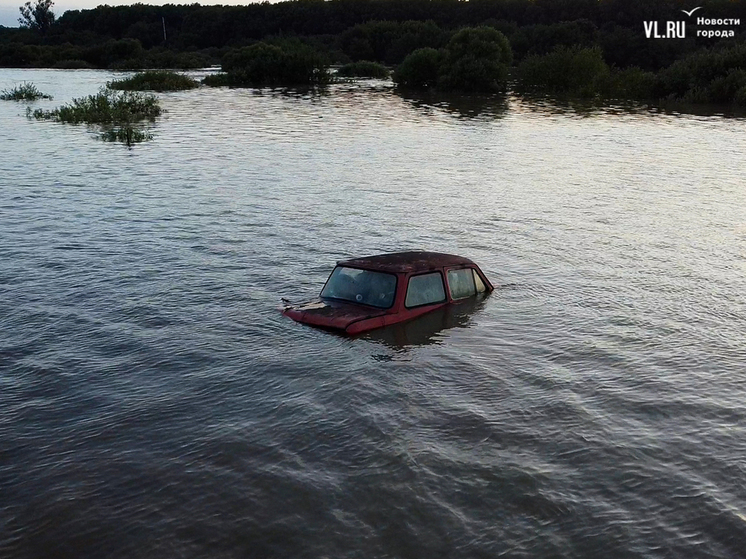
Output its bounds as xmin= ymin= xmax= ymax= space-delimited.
xmin=516 ymin=46 xmax=609 ymax=97
xmin=393 ymin=48 xmax=442 ymax=89
xmin=336 ymin=61 xmax=390 ymax=78
xmin=393 ymin=27 xmax=512 ymax=93
xmin=657 ymin=44 xmax=746 ymax=104
xmin=108 ymin=70 xmax=199 ymax=91
xmin=202 ymin=73 xmax=229 ymax=87
xmin=601 ymin=66 xmax=657 ymax=100
xmin=30 ymin=89 xmax=161 ymax=124
xmin=29 ymin=89 xmax=161 ymax=146
xmin=207 ymin=41 xmax=330 ymax=87
xmin=0 ymin=82 xmax=52 ymax=101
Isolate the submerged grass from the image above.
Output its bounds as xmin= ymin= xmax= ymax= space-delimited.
xmin=108 ymin=70 xmax=199 ymax=92
xmin=0 ymin=82 xmax=53 ymax=101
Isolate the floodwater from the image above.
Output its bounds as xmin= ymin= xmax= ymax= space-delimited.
xmin=1 ymin=69 xmax=745 ymax=558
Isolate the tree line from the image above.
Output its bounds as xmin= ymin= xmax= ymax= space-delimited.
xmin=2 ymin=0 xmax=746 ymax=103
xmin=2 ymin=0 xmax=745 ymax=68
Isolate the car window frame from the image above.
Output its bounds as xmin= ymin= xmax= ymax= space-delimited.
xmin=404 ymin=270 xmax=447 ymax=309
xmin=446 ymin=266 xmax=478 ymax=301
xmin=319 ymin=266 xmax=398 ymax=310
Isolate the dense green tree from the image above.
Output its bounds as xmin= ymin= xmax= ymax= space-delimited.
xmin=393 ymin=47 xmax=442 ymax=88
xmin=438 ymin=26 xmax=512 ymax=92
xmin=394 ymin=27 xmax=512 ymax=92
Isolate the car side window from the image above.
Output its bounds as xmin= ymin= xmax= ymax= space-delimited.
xmin=405 ymin=272 xmax=446 ymax=308
xmin=447 ymin=268 xmax=476 ymax=300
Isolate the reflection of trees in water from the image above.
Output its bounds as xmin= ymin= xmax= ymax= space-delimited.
xmin=395 ymin=89 xmax=509 ymax=120
xmin=398 ymin=87 xmax=746 ymax=120
xmin=363 ymin=294 xmax=490 ymax=351
xmin=514 ymin=92 xmax=746 ymax=119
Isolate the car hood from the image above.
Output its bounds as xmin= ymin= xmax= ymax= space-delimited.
xmin=282 ymin=298 xmax=387 ymax=331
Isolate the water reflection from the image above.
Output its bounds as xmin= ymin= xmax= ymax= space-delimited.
xmin=395 ymin=88 xmax=509 ymax=120
xmin=514 ymin=91 xmax=746 ymax=119
xmin=363 ymin=294 xmax=490 ymax=350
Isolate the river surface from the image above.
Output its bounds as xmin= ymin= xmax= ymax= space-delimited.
xmin=1 ymin=69 xmax=745 ymax=559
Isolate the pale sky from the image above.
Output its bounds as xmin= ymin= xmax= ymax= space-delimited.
xmin=1 ymin=1 xmax=267 ymax=27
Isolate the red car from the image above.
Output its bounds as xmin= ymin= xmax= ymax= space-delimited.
xmin=282 ymin=251 xmax=493 ymax=335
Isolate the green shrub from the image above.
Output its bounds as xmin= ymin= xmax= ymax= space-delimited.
xmin=595 ymin=66 xmax=657 ymax=100
xmin=657 ymin=43 xmax=746 ymax=103
xmin=393 ymin=47 xmax=442 ymax=89
xmin=517 ymin=46 xmax=609 ymax=97
xmin=393 ymin=27 xmax=512 ymax=93
xmin=437 ymin=27 xmax=513 ymax=93
xmin=336 ymin=61 xmax=390 ymax=78
xmin=212 ymin=41 xmax=330 ymax=87
xmin=202 ymin=73 xmax=229 ymax=87
xmin=108 ymin=70 xmax=199 ymax=91
xmin=0 ymin=82 xmax=52 ymax=101
xmin=30 ymin=89 xmax=160 ymax=124
xmin=705 ymin=68 xmax=746 ymax=104
xmin=29 ymin=89 xmax=160 ymax=146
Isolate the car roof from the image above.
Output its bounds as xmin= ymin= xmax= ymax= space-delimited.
xmin=337 ymin=251 xmax=477 ymax=274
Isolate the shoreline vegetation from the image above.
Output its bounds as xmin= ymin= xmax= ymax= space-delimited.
xmin=2 ymin=0 xmax=746 ymax=105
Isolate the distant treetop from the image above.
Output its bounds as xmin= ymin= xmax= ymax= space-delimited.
xmin=18 ymin=0 xmax=55 ymax=35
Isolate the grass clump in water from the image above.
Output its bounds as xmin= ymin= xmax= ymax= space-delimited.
xmin=107 ymin=70 xmax=199 ymax=92
xmin=0 ymin=82 xmax=52 ymax=101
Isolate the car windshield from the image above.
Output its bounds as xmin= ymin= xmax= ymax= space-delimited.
xmin=320 ymin=267 xmax=397 ymax=309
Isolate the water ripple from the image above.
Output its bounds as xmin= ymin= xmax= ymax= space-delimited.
xmin=1 ymin=69 xmax=746 ymax=558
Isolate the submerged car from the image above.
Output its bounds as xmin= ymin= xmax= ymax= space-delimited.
xmin=282 ymin=251 xmax=493 ymax=335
